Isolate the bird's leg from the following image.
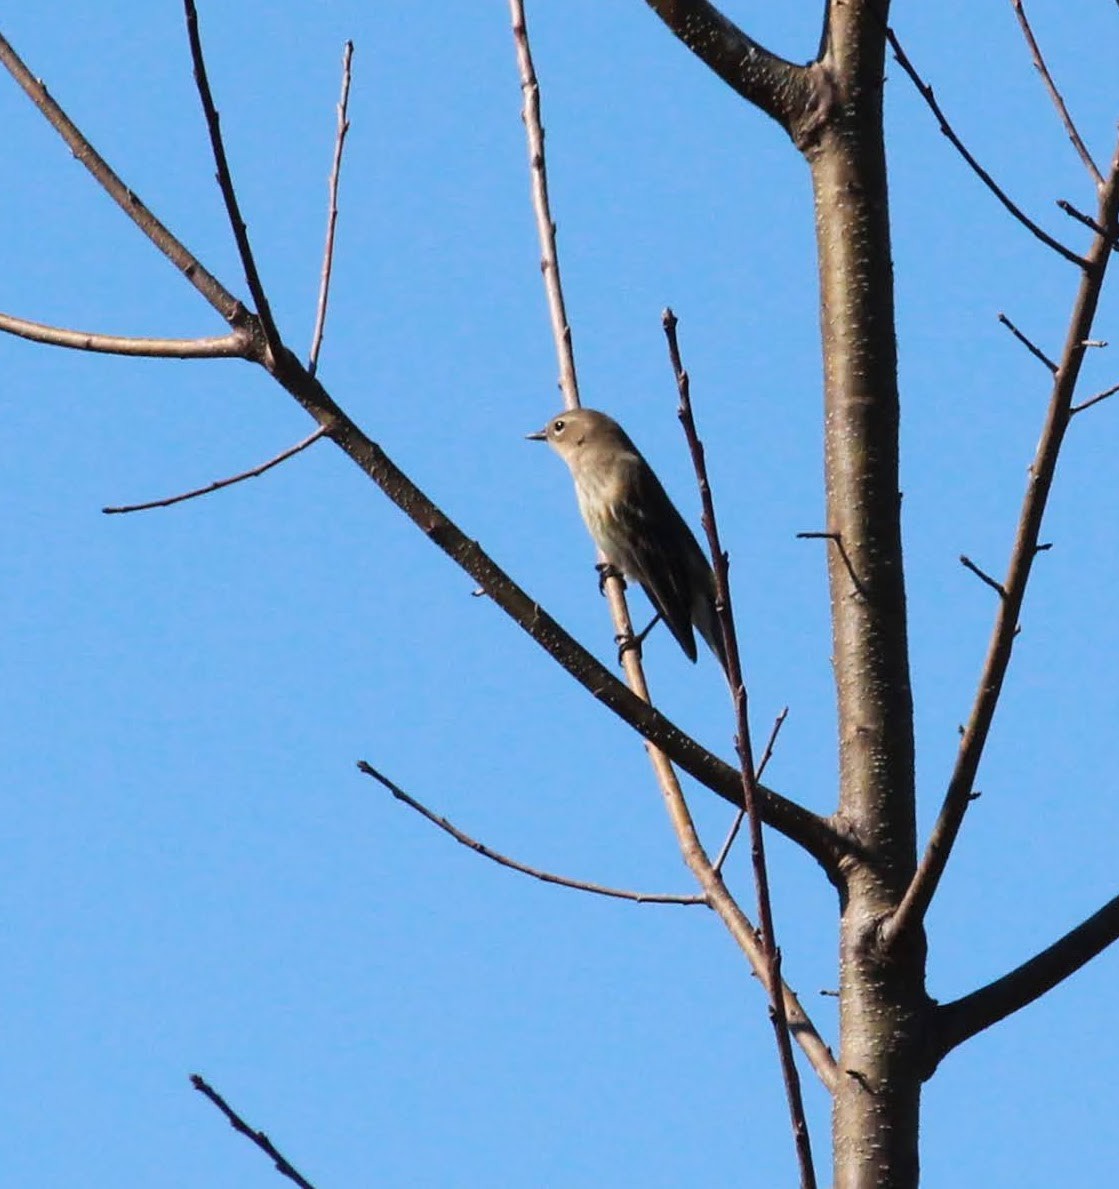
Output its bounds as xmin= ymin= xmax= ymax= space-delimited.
xmin=615 ymin=612 xmax=662 ymax=665
xmin=595 ymin=561 xmax=625 ymax=595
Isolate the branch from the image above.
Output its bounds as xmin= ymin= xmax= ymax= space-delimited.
xmin=0 ymin=29 xmax=246 ymax=328
xmin=0 ymin=20 xmax=846 ymax=873
xmin=713 ymin=706 xmax=789 ymax=873
xmin=102 ymin=427 xmax=328 ymax=514
xmin=665 ymin=308 xmax=818 ymax=1185
xmin=884 ymin=23 xmax=1087 ymax=268
xmin=0 ymin=312 xmax=249 ymax=358
xmin=997 ymin=312 xmax=1057 ymax=373
xmin=640 ymin=0 xmax=823 ymax=144
xmin=1010 ymin=0 xmax=1104 ymax=188
xmin=357 ymin=762 xmax=705 ymax=906
xmin=929 ymin=892 xmax=1119 ymax=1068
xmin=885 ymin=134 xmax=1119 ymax=949
xmin=958 ymin=554 xmax=1006 ymax=598
xmin=1071 ymin=380 xmax=1119 ymax=415
xmin=308 ymin=40 xmax=353 ymax=377
xmin=183 ymin=0 xmax=283 ymax=358
xmin=191 ymin=1075 xmax=317 ymax=1189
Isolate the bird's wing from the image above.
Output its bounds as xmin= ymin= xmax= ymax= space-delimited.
xmin=623 ymin=459 xmax=700 ymax=663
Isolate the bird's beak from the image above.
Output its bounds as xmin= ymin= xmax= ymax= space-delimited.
xmin=525 ymin=428 xmax=547 ymax=442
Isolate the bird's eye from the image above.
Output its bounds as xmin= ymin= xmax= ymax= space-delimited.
xmin=553 ymin=419 xmax=565 ymax=434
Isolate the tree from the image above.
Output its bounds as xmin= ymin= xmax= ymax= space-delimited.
xmin=3 ymin=3 xmax=1117 ymax=1186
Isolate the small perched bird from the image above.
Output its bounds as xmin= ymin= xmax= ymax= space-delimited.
xmin=528 ymin=407 xmax=727 ymax=672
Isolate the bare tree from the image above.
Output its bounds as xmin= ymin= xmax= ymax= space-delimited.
xmin=3 ymin=3 xmax=1118 ymax=1186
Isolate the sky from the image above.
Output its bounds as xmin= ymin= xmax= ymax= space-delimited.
xmin=2 ymin=2 xmax=1118 ymax=1186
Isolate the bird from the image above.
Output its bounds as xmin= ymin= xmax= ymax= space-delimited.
xmin=528 ymin=407 xmax=728 ymax=672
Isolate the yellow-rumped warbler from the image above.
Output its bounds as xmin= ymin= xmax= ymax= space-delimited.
xmin=528 ymin=407 xmax=728 ymax=672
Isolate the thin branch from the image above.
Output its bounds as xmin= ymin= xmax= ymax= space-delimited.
xmin=713 ymin=706 xmax=789 ymax=874
xmin=357 ymin=762 xmax=705 ymax=906
xmin=929 ymin=892 xmax=1119 ymax=1067
xmin=183 ymin=0 xmax=283 ymax=358
xmin=102 ymin=427 xmax=328 ymax=515
xmin=959 ymin=554 xmax=1006 ymax=598
xmin=1010 ymin=0 xmax=1104 ymax=188
xmin=509 ymin=0 xmax=579 ymax=407
xmin=1057 ymin=199 xmax=1117 ymax=247
xmin=1071 ymin=380 xmax=1119 ymax=415
xmin=884 ymin=24 xmax=1087 ymax=268
xmin=885 ymin=135 xmax=1119 ymax=950
xmin=191 ymin=1075 xmax=317 ymax=1189
xmin=0 ymin=30 xmax=246 ymax=329
xmin=308 ymin=41 xmax=353 ymax=377
xmin=795 ymin=531 xmax=866 ymax=598
xmin=0 ymin=312 xmax=250 ymax=358
xmin=665 ymin=308 xmax=818 ymax=1188
xmin=997 ymin=312 xmax=1058 ymax=373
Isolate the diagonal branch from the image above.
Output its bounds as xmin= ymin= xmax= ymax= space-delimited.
xmin=885 ymin=135 xmax=1119 ymax=950
xmin=183 ymin=0 xmax=283 ymax=358
xmin=0 ymin=312 xmax=249 ymax=358
xmin=308 ymin=40 xmax=353 ymax=377
xmin=191 ymin=1074 xmax=317 ymax=1189
xmin=102 ymin=427 xmax=328 ymax=514
xmin=666 ymin=308 xmax=818 ymax=1186
xmin=929 ymin=891 xmax=1119 ymax=1068
xmin=884 ymin=23 xmax=1087 ymax=268
xmin=358 ymin=761 xmax=705 ymax=906
xmin=640 ymin=0 xmax=824 ymax=144
xmin=0 ymin=29 xmax=246 ymax=329
xmin=1010 ymin=0 xmax=1104 ymax=188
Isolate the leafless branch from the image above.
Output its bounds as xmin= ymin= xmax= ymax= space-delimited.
xmin=640 ymin=0 xmax=822 ymax=143
xmin=0 ymin=312 xmax=249 ymax=358
xmin=1010 ymin=0 xmax=1104 ymax=188
xmin=930 ymin=891 xmax=1119 ymax=1066
xmin=713 ymin=706 xmax=789 ymax=874
xmin=796 ymin=531 xmax=866 ymax=598
xmin=666 ymin=307 xmax=818 ymax=1184
xmin=357 ymin=762 xmax=706 ymax=905
xmin=1057 ymin=199 xmax=1117 ymax=247
xmin=958 ymin=554 xmax=1006 ymax=598
xmin=183 ymin=0 xmax=283 ymax=358
xmin=0 ymin=29 xmax=245 ymax=329
xmin=1071 ymin=380 xmax=1119 ymax=415
xmin=308 ymin=41 xmax=354 ymax=377
xmin=885 ymin=135 xmax=1119 ymax=950
xmin=884 ymin=24 xmax=1087 ymax=268
xmin=102 ymin=427 xmax=329 ymax=515
xmin=190 ymin=1074 xmax=317 ymax=1189
xmin=997 ymin=312 xmax=1057 ymax=373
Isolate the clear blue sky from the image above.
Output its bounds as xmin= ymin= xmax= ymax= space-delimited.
xmin=3 ymin=3 xmax=1117 ymax=1185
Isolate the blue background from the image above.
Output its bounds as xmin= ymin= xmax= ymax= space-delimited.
xmin=2 ymin=3 xmax=1117 ymax=1185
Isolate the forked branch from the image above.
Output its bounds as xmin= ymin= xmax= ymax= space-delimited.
xmin=886 ymin=135 xmax=1119 ymax=949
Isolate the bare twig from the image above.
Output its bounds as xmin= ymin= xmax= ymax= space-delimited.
xmin=713 ymin=706 xmax=789 ymax=873
xmin=1057 ymin=199 xmax=1116 ymax=247
xmin=0 ymin=312 xmax=249 ymax=358
xmin=191 ymin=1074 xmax=317 ymax=1189
xmin=886 ymin=135 xmax=1119 ymax=950
xmin=183 ymin=0 xmax=283 ymax=358
xmin=959 ymin=555 xmax=1006 ymax=598
xmin=884 ymin=24 xmax=1087 ymax=268
xmin=664 ymin=308 xmax=817 ymax=1188
xmin=357 ymin=761 xmax=705 ymax=906
xmin=997 ymin=312 xmax=1057 ymax=373
xmin=931 ymin=891 xmax=1119 ymax=1066
xmin=102 ymin=427 xmax=328 ymax=515
xmin=1071 ymin=380 xmax=1119 ymax=415
xmin=1010 ymin=0 xmax=1104 ymax=188
xmin=0 ymin=30 xmax=244 ymax=328
xmin=509 ymin=0 xmax=579 ymax=407
xmin=796 ymin=531 xmax=866 ymax=598
xmin=308 ymin=41 xmax=353 ymax=377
